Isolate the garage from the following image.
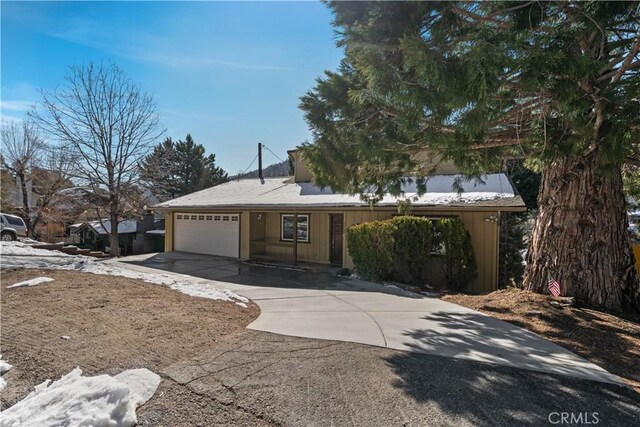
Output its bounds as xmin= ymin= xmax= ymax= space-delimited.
xmin=173 ymin=213 xmax=240 ymax=257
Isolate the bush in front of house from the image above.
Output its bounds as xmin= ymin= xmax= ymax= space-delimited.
xmin=347 ymin=215 xmax=477 ymax=289
xmin=390 ymin=216 xmax=434 ymax=285
xmin=437 ymin=218 xmax=478 ymax=291
xmin=346 ymin=220 xmax=395 ymax=281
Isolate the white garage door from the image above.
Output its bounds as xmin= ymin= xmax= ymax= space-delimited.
xmin=174 ymin=213 xmax=240 ymax=258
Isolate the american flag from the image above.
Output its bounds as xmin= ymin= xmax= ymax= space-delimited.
xmin=548 ymin=277 xmax=561 ymax=297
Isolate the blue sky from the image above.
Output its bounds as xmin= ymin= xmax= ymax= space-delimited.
xmin=1 ymin=1 xmax=342 ymax=173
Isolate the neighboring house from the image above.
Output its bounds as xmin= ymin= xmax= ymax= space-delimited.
xmin=154 ymin=149 xmax=526 ymax=292
xmin=69 ymin=214 xmax=164 ymax=255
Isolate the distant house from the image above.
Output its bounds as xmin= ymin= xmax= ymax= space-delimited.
xmin=154 ymin=149 xmax=526 ymax=293
xmin=69 ymin=214 xmax=164 ymax=255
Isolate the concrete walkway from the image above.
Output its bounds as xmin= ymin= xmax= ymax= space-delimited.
xmin=117 ymin=252 xmax=622 ymax=385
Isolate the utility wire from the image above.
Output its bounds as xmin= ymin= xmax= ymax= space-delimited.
xmin=262 ymin=145 xmax=286 ymax=164
xmin=238 ymin=153 xmax=259 ymax=177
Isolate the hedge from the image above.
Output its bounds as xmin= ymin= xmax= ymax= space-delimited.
xmin=346 ymin=215 xmax=477 ymax=290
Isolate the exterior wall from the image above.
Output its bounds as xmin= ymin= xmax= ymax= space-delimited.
xmin=289 ymin=150 xmax=313 ymax=182
xmin=162 ymin=207 xmax=501 ymax=292
xmin=261 ymin=211 xmax=331 ymax=264
xmin=164 ymin=212 xmax=174 ymax=252
xmin=343 ymin=209 xmax=500 ymax=293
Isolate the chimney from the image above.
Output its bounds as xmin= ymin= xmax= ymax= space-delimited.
xmin=258 ymin=142 xmax=263 ymax=180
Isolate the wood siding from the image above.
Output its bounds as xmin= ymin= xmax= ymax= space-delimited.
xmin=164 ymin=207 xmax=500 ymax=292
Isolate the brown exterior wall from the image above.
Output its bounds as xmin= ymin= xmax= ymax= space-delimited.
xmin=163 ymin=207 xmax=500 ymax=293
xmin=289 ymin=150 xmax=314 ymax=182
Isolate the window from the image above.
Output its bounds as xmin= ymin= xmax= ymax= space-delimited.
xmin=198 ymin=215 xmax=205 ymax=220
xmin=231 ymin=216 xmax=239 ymax=222
xmin=177 ymin=215 xmax=183 ymax=220
xmin=281 ymin=214 xmax=309 ymax=242
xmin=206 ymin=215 xmax=212 ymax=220
xmin=214 ymin=215 xmax=221 ymax=221
xmin=222 ymin=216 xmax=229 ymax=221
xmin=191 ymin=215 xmax=197 ymax=220
xmin=4 ymin=215 xmax=25 ymax=226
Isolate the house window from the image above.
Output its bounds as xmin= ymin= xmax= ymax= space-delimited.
xmin=231 ymin=216 xmax=239 ymax=222
xmin=281 ymin=214 xmax=309 ymax=242
xmin=214 ymin=215 xmax=221 ymax=221
xmin=177 ymin=215 xmax=182 ymax=220
xmin=222 ymin=216 xmax=229 ymax=221
xmin=190 ymin=215 xmax=197 ymax=220
xmin=206 ymin=215 xmax=212 ymax=220
xmin=198 ymin=215 xmax=205 ymax=220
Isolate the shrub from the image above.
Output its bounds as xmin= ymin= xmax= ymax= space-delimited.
xmin=438 ymin=218 xmax=478 ymax=291
xmin=389 ymin=216 xmax=434 ymax=284
xmin=346 ymin=220 xmax=394 ymax=281
xmin=347 ymin=215 xmax=477 ymax=290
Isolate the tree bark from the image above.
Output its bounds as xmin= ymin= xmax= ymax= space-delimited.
xmin=18 ymin=171 xmax=32 ymax=236
xmin=523 ymin=152 xmax=640 ymax=312
xmin=109 ymin=211 xmax=120 ymax=257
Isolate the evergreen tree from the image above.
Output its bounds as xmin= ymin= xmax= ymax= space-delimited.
xmin=141 ymin=134 xmax=228 ymax=201
xmin=300 ymin=1 xmax=640 ymax=311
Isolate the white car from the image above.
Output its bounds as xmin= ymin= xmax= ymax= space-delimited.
xmin=1 ymin=213 xmax=28 ymax=241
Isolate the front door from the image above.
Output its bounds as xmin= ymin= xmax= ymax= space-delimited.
xmin=329 ymin=214 xmax=344 ymax=266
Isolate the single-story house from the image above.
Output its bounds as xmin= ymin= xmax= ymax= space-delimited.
xmin=69 ymin=214 xmax=164 ymax=255
xmin=153 ymin=150 xmax=526 ymax=292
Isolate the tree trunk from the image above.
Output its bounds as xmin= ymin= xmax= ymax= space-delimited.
xmin=523 ymin=152 xmax=640 ymax=312
xmin=18 ymin=172 xmax=31 ymax=236
xmin=109 ymin=211 xmax=120 ymax=257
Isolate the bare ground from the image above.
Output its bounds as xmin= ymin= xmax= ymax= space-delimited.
xmin=0 ymin=269 xmax=259 ymax=410
xmin=2 ymin=270 xmax=639 ymax=426
xmin=443 ymin=288 xmax=640 ymax=392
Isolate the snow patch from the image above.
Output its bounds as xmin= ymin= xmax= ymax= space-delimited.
xmin=0 ymin=242 xmax=249 ymax=306
xmin=6 ymin=276 xmax=54 ymax=289
xmin=0 ymin=367 xmax=160 ymax=427
xmin=0 ymin=354 xmax=11 ymax=393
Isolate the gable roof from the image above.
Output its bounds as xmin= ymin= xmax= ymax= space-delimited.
xmin=154 ymin=174 xmax=525 ymax=210
xmin=70 ymin=219 xmax=139 ymax=235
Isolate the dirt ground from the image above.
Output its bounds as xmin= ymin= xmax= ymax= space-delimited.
xmin=443 ymin=289 xmax=640 ymax=392
xmin=0 ymin=269 xmax=259 ymax=410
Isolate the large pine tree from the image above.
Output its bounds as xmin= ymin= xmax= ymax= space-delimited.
xmin=141 ymin=134 xmax=228 ymax=201
xmin=300 ymin=1 xmax=640 ymax=311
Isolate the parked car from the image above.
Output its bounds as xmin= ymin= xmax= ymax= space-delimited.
xmin=1 ymin=213 xmax=27 ymax=241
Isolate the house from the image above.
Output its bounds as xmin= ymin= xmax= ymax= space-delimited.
xmin=153 ymin=149 xmax=526 ymax=292
xmin=68 ymin=214 xmax=164 ymax=255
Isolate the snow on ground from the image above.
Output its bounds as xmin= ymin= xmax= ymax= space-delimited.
xmin=0 ymin=367 xmax=161 ymax=427
xmin=0 ymin=241 xmax=248 ymax=306
xmin=6 ymin=277 xmax=54 ymax=289
xmin=0 ymin=355 xmax=12 ymax=393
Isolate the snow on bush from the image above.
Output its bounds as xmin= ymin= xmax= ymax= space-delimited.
xmin=0 ymin=242 xmax=248 ymax=306
xmin=6 ymin=277 xmax=54 ymax=289
xmin=0 ymin=367 xmax=160 ymax=427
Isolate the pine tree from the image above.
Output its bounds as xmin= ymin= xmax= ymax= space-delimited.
xmin=141 ymin=134 xmax=228 ymax=201
xmin=300 ymin=1 xmax=640 ymax=311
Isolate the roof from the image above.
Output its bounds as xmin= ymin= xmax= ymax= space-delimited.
xmin=154 ymin=174 xmax=525 ymax=210
xmin=70 ymin=219 xmax=139 ymax=235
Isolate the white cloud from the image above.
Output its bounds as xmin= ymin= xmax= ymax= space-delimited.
xmin=45 ymin=20 xmax=293 ymax=72
xmin=0 ymin=100 xmax=35 ymax=112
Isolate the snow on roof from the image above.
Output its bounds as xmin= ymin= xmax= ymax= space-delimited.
xmin=145 ymin=229 xmax=165 ymax=235
xmin=155 ymin=174 xmax=524 ymax=209
xmin=70 ymin=219 xmax=139 ymax=234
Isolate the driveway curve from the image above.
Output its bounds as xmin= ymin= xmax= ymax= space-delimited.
xmin=117 ymin=252 xmax=621 ymax=386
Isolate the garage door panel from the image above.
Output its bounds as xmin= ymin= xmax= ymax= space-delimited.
xmin=174 ymin=213 xmax=239 ymax=257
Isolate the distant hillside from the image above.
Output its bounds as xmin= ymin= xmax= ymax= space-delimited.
xmin=231 ymin=160 xmax=291 ymax=180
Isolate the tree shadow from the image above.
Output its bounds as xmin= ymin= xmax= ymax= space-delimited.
xmin=384 ymin=350 xmax=639 ymax=426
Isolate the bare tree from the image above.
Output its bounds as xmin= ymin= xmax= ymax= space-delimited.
xmin=0 ymin=119 xmax=45 ymax=234
xmin=32 ymin=62 xmax=163 ymax=255
xmin=29 ymin=145 xmax=75 ymax=239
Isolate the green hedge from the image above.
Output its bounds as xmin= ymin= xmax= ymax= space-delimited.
xmin=346 ymin=215 xmax=477 ymax=289
xmin=437 ymin=218 xmax=478 ymax=291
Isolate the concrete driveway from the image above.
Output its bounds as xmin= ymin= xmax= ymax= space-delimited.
xmin=118 ymin=251 xmax=621 ymax=385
